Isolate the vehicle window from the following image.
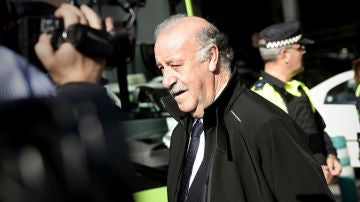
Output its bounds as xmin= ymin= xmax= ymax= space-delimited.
xmin=324 ymin=79 xmax=356 ymax=104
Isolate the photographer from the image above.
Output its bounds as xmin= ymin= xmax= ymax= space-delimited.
xmin=35 ymin=3 xmax=109 ymax=85
xmin=0 ymin=3 xmax=135 ymax=202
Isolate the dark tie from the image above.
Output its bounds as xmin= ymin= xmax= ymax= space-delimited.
xmin=178 ymin=119 xmax=204 ymax=202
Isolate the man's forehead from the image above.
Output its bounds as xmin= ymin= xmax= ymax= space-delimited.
xmin=156 ymin=30 xmax=197 ymax=56
xmin=155 ymin=35 xmax=187 ymax=57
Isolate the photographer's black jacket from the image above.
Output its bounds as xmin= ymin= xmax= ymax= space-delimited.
xmin=162 ymin=70 xmax=334 ymax=202
xmin=0 ymin=82 xmax=135 ymax=202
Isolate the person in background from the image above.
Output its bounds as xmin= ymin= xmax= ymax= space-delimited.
xmin=0 ymin=3 xmax=135 ymax=202
xmin=155 ymin=14 xmax=335 ymax=201
xmin=251 ymin=21 xmax=342 ymax=185
xmin=352 ymin=58 xmax=360 ymax=118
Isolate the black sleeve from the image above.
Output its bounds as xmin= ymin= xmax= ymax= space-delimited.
xmin=313 ymin=110 xmax=337 ymax=157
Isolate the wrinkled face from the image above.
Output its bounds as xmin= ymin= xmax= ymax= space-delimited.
xmin=154 ymin=29 xmax=213 ymax=117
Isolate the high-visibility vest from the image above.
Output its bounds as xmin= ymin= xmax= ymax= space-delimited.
xmin=251 ymin=77 xmax=315 ymax=113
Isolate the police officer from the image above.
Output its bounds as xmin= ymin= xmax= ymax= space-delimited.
xmin=251 ymin=21 xmax=342 ymax=185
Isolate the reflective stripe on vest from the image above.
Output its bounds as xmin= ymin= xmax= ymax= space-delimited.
xmin=284 ymin=80 xmax=316 ymax=112
xmin=252 ymin=78 xmax=316 ymax=113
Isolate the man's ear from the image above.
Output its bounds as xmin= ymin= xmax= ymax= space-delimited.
xmin=208 ymin=44 xmax=219 ymax=72
xmin=280 ymin=48 xmax=289 ymax=64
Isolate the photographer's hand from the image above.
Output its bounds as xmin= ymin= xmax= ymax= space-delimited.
xmin=35 ymin=4 xmax=105 ymax=85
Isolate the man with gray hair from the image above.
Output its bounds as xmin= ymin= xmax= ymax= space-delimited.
xmin=155 ymin=14 xmax=335 ymax=201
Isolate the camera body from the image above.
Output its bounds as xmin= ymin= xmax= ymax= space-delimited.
xmin=40 ymin=16 xmax=113 ymax=59
xmin=39 ymin=15 xmax=133 ymax=68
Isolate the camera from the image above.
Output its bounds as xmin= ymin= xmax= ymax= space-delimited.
xmin=1 ymin=0 xmax=141 ymax=111
xmin=1 ymin=0 xmax=139 ymax=69
xmin=40 ymin=16 xmax=113 ymax=59
xmin=38 ymin=1 xmax=141 ymax=68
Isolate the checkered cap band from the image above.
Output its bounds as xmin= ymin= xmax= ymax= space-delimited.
xmin=264 ymin=34 xmax=302 ymax=48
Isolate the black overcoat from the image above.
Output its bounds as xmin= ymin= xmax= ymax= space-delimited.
xmin=163 ymin=70 xmax=335 ymax=202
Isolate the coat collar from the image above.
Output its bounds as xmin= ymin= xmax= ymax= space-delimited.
xmin=203 ymin=69 xmax=246 ymax=126
xmin=161 ymin=69 xmax=246 ymax=125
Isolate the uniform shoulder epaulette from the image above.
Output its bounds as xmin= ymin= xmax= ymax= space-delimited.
xmin=253 ymin=80 xmax=265 ymax=90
